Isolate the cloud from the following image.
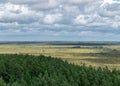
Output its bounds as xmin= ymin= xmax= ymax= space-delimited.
xmin=7 ymin=0 xmax=45 ymax=4
xmin=74 ymin=15 xmax=89 ymax=25
xmin=43 ymin=13 xmax=62 ymax=24
xmin=0 ymin=0 xmax=120 ymax=41
xmin=0 ymin=3 xmax=44 ymax=24
xmin=61 ymin=0 xmax=95 ymax=4
xmin=7 ymin=0 xmax=59 ymax=10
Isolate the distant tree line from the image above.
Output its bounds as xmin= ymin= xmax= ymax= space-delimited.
xmin=0 ymin=54 xmax=120 ymax=86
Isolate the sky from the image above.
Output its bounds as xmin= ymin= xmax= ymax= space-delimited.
xmin=0 ymin=0 xmax=120 ymax=41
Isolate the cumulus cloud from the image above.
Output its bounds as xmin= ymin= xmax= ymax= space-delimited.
xmin=7 ymin=0 xmax=45 ymax=4
xmin=74 ymin=15 xmax=89 ymax=25
xmin=7 ymin=0 xmax=59 ymax=10
xmin=0 ymin=2 xmax=44 ymax=24
xmin=61 ymin=0 xmax=95 ymax=4
xmin=43 ymin=13 xmax=62 ymax=24
xmin=0 ymin=0 xmax=120 ymax=41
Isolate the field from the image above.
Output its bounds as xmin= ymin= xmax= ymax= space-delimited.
xmin=0 ymin=42 xmax=120 ymax=69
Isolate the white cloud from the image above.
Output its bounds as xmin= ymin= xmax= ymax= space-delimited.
xmin=0 ymin=0 xmax=119 ymax=29
xmin=7 ymin=0 xmax=59 ymax=10
xmin=0 ymin=2 xmax=44 ymax=24
xmin=43 ymin=13 xmax=62 ymax=24
xmin=61 ymin=0 xmax=95 ymax=4
xmin=101 ymin=0 xmax=120 ymax=7
xmin=7 ymin=0 xmax=45 ymax=4
xmin=0 ymin=0 xmax=120 ymax=41
xmin=111 ymin=22 xmax=120 ymax=28
xmin=74 ymin=15 xmax=89 ymax=25
xmin=64 ymin=5 xmax=80 ymax=14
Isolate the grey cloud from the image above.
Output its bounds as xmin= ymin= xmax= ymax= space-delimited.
xmin=43 ymin=13 xmax=62 ymax=24
xmin=0 ymin=0 xmax=120 ymax=41
xmin=7 ymin=0 xmax=48 ymax=4
xmin=0 ymin=3 xmax=44 ymax=24
xmin=7 ymin=0 xmax=59 ymax=10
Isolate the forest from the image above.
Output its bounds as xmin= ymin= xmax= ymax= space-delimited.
xmin=0 ymin=54 xmax=120 ymax=86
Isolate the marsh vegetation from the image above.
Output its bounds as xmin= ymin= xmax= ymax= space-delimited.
xmin=0 ymin=42 xmax=120 ymax=69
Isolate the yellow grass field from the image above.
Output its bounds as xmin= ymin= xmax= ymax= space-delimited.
xmin=0 ymin=44 xmax=120 ymax=69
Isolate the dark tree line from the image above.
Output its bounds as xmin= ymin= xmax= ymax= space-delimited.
xmin=0 ymin=54 xmax=120 ymax=86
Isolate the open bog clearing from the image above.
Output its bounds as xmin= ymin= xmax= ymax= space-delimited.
xmin=0 ymin=43 xmax=120 ymax=69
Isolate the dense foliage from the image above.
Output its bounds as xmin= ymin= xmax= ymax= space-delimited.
xmin=0 ymin=54 xmax=120 ymax=86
